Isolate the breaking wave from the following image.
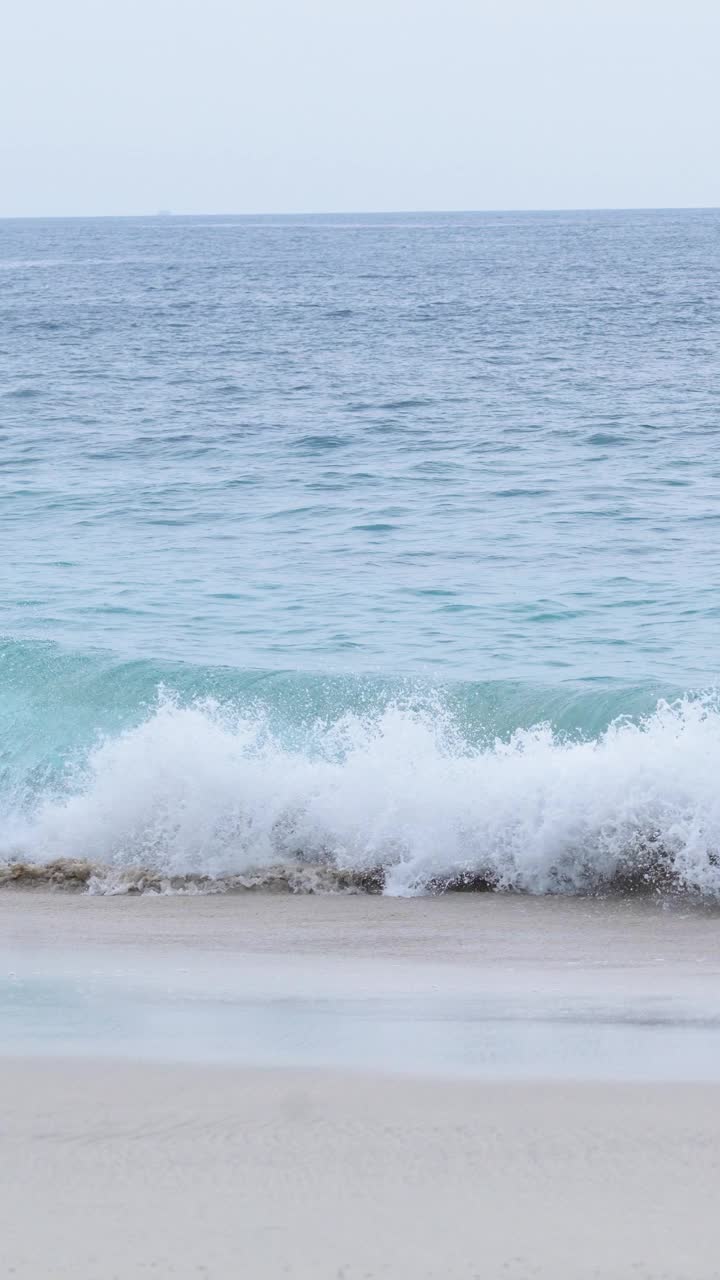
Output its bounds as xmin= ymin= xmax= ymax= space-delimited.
xmin=2 ymin=647 xmax=720 ymax=897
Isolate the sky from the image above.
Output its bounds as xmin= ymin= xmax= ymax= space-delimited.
xmin=1 ymin=0 xmax=719 ymax=217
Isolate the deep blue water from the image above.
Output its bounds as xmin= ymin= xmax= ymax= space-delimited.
xmin=2 ymin=210 xmax=720 ymax=892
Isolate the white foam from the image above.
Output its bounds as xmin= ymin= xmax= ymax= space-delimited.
xmin=3 ymin=693 xmax=720 ymax=896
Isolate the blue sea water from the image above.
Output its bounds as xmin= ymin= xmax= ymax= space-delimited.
xmin=2 ymin=209 xmax=720 ymax=894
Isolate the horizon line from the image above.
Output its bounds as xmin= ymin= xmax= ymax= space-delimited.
xmin=1 ymin=203 xmax=719 ymax=222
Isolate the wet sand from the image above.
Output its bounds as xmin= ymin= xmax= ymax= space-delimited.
xmin=2 ymin=891 xmax=720 ymax=1277
xmin=4 ymin=884 xmax=720 ymax=964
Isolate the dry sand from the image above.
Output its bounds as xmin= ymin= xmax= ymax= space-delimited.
xmin=2 ymin=890 xmax=720 ymax=1277
xmin=2 ymin=1060 xmax=720 ymax=1279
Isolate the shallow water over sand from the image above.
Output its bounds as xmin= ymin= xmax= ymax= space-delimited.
xmin=3 ymin=892 xmax=720 ymax=1079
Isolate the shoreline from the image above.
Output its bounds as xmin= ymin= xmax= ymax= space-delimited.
xmin=3 ymin=892 xmax=720 ymax=1275
xmin=2 ymin=890 xmax=720 ymax=1079
xmin=3 ymin=882 xmax=720 ymax=957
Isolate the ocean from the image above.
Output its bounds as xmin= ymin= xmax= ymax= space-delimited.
xmin=2 ymin=208 xmax=720 ymax=895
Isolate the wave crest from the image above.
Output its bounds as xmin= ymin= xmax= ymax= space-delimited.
xmin=3 ymin=691 xmax=720 ymax=896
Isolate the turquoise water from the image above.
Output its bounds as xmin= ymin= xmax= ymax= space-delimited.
xmin=2 ymin=210 xmax=720 ymax=893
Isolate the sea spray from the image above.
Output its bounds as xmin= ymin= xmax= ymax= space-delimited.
xmin=3 ymin=687 xmax=720 ymax=897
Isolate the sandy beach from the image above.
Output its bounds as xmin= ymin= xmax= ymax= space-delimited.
xmin=2 ymin=891 xmax=720 ymax=1278
xmin=3 ymin=1060 xmax=720 ymax=1280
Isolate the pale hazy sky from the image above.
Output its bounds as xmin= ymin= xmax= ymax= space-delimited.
xmin=2 ymin=0 xmax=718 ymax=217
